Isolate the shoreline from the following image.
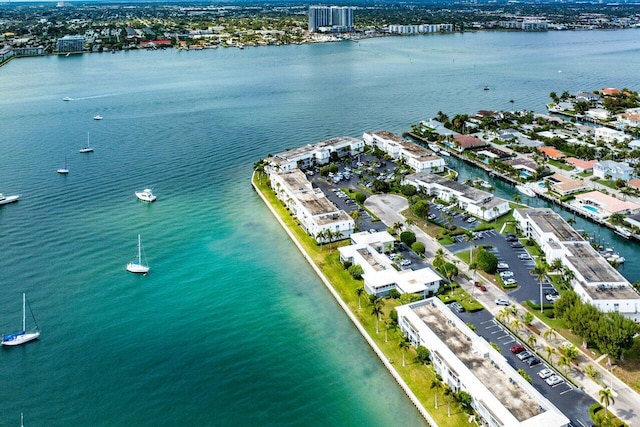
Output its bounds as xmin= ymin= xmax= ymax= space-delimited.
xmin=251 ymin=171 xmax=437 ymax=426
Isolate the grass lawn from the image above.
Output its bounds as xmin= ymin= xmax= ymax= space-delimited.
xmin=548 ymin=159 xmax=574 ymax=171
xmin=253 ymin=172 xmax=472 ymax=426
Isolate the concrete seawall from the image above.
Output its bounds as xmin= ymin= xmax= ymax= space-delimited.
xmin=252 ymin=172 xmax=437 ymax=426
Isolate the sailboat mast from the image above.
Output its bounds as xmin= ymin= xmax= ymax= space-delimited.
xmin=22 ymin=292 xmax=26 ymax=332
xmin=138 ymin=234 xmax=142 ymax=263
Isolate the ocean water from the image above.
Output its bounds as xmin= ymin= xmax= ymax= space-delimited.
xmin=0 ymin=29 xmax=639 ymax=426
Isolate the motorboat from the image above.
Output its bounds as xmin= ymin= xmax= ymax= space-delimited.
xmin=0 ymin=193 xmax=19 ymax=205
xmin=515 ymin=184 xmax=535 ymax=197
xmin=93 ymin=115 xmax=103 ymax=121
xmin=135 ymin=188 xmax=156 ymax=202
xmin=63 ymin=97 xmax=72 ymax=101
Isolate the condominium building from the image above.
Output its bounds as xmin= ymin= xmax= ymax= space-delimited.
xmin=266 ymin=136 xmax=364 ymax=173
xmin=56 ymin=35 xmax=85 ymax=52
xmin=397 ymin=298 xmax=570 ymax=427
xmin=362 ymin=131 xmax=446 ymax=173
xmin=269 ymin=169 xmax=354 ymax=243
xmin=308 ymin=5 xmax=354 ymax=33
xmin=338 ymin=231 xmax=442 ymax=298
xmin=513 ymin=208 xmax=640 ymax=321
xmin=404 ymin=173 xmax=510 ymax=221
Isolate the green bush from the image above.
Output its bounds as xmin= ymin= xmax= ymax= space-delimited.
xmin=389 ymin=289 xmax=400 ymax=299
xmin=348 ymin=264 xmax=364 ymax=280
xmin=411 ymin=241 xmax=426 ymax=255
xmin=400 ymin=231 xmax=417 ymax=246
xmin=400 ymin=184 xmax=417 ymax=197
xmin=354 ymin=192 xmax=367 ymax=204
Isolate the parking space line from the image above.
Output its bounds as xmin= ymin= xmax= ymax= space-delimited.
xmin=559 ymin=386 xmax=574 ymax=394
xmin=490 ymin=328 xmax=505 ymax=335
xmin=494 ymin=334 xmax=510 ymax=340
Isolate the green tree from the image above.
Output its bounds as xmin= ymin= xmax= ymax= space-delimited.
xmin=411 ymin=241 xmax=425 ymax=255
xmin=400 ymin=230 xmax=416 ymax=246
xmin=354 ymin=192 xmax=367 ymax=204
xmin=517 ymin=368 xmax=532 ymax=383
xmin=416 ymin=345 xmax=430 ymax=364
xmin=412 ymin=200 xmax=431 ymax=218
xmin=430 ymin=374 xmax=443 ymax=409
xmin=456 ymin=390 xmax=473 ymax=412
xmin=599 ymin=388 xmax=615 ymax=420
xmin=355 ymin=287 xmax=364 ymax=310
xmin=476 ymin=247 xmax=498 ymax=273
xmin=399 ymin=336 xmax=411 ymax=367
xmin=348 ymin=264 xmax=364 ymax=280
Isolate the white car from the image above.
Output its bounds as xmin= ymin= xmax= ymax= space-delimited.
xmin=518 ymin=254 xmax=530 ymax=260
xmin=546 ymin=375 xmax=563 ymax=386
xmin=538 ymin=368 xmax=554 ymax=379
xmin=400 ymin=259 xmax=412 ymax=267
xmin=499 ymin=271 xmax=514 ymax=278
xmin=497 ymin=262 xmax=509 ymax=270
xmin=503 ymin=278 xmax=517 ymax=285
xmin=495 ymin=298 xmax=511 ymax=306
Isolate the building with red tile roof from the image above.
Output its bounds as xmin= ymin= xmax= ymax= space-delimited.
xmin=451 ymin=134 xmax=486 ymax=151
xmin=602 ymin=88 xmax=620 ymax=96
xmin=538 ymin=146 xmax=565 ymax=160
xmin=565 ymin=157 xmax=596 ymax=172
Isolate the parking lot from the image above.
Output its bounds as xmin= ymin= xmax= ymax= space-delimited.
xmin=452 ymin=308 xmax=596 ymax=426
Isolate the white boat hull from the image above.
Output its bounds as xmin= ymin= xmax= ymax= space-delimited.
xmin=515 ymin=184 xmax=536 ymax=197
xmin=0 ymin=195 xmax=19 ymax=205
xmin=2 ymin=331 xmax=40 ymax=346
xmin=127 ymin=262 xmax=149 ymax=274
xmin=57 ymin=169 xmax=69 ymax=174
xmin=135 ymin=190 xmax=156 ymax=202
xmin=79 ymin=148 xmax=93 ymax=153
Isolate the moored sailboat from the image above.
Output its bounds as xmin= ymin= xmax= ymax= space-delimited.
xmin=126 ymin=234 xmax=150 ymax=274
xmin=1 ymin=293 xmax=40 ymax=346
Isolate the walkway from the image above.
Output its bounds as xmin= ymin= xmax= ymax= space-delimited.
xmin=365 ymin=194 xmax=640 ymax=426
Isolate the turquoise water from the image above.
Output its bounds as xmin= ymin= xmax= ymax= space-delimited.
xmin=582 ymin=204 xmax=602 ymax=214
xmin=1 ymin=30 xmax=640 ymax=425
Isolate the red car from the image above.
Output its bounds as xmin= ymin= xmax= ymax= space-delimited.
xmin=479 ymin=285 xmax=487 ymax=292
xmin=511 ymin=344 xmax=526 ymax=354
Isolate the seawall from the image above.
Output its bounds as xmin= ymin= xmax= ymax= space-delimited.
xmin=252 ymin=172 xmax=437 ymax=427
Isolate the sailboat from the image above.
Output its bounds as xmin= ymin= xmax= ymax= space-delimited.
xmin=79 ymin=132 xmax=93 ymax=153
xmin=1 ymin=293 xmax=40 ymax=346
xmin=57 ymin=157 xmax=69 ymax=174
xmin=126 ymin=234 xmax=150 ymax=274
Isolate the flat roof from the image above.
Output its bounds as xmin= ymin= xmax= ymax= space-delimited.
xmin=564 ymin=242 xmax=629 ymax=285
xmin=412 ymin=303 xmax=543 ymax=422
xmin=408 ymin=173 xmax=491 ymax=203
xmin=370 ymin=130 xmax=405 ymax=143
xmin=520 ymin=208 xmax=582 ymax=241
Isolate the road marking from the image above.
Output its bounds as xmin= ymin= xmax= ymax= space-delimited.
xmin=495 ymin=334 xmax=510 ymax=340
xmin=559 ymin=386 xmax=574 ymax=394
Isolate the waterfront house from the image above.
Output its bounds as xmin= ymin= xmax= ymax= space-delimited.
xmin=362 ymin=131 xmax=446 ymax=173
xmin=513 ymin=208 xmax=640 ymax=322
xmin=543 ymin=173 xmax=590 ymax=196
xmin=618 ymin=109 xmax=640 ymax=128
xmin=594 ymin=127 xmax=628 ymax=143
xmin=575 ymin=91 xmax=600 ymax=102
xmin=572 ymin=191 xmax=640 ymax=219
xmin=404 ymin=173 xmax=510 ymax=221
xmin=269 ymin=169 xmax=355 ymax=242
xmin=397 ymin=298 xmax=570 ymax=427
xmin=538 ymin=146 xmax=566 ymax=160
xmin=451 ymin=134 xmax=487 ymax=152
xmin=586 ymin=108 xmax=610 ymax=121
xmin=593 ymin=160 xmax=633 ymax=180
xmin=419 ymin=119 xmax=458 ymax=138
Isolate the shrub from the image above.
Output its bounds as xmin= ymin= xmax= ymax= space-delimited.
xmin=400 ymin=231 xmax=417 ymax=246
xmin=411 ymin=241 xmax=426 ymax=255
xmin=476 ymin=247 xmax=498 ymax=273
xmin=400 ymin=184 xmax=417 ymax=197
xmin=389 ymin=289 xmax=400 ymax=299
xmin=348 ymin=265 xmax=364 ymax=280
xmin=416 ymin=345 xmax=431 ymax=363
xmin=354 ymin=192 xmax=367 ymax=204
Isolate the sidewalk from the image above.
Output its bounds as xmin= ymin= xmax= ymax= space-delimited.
xmin=365 ymin=194 xmax=640 ymax=426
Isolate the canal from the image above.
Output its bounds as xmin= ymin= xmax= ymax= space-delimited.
xmin=446 ymin=155 xmax=640 ymax=284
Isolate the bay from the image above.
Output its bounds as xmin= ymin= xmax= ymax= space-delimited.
xmin=0 ymin=29 xmax=639 ymax=426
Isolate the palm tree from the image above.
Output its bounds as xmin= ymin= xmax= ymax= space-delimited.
xmin=393 ymin=221 xmax=403 ymax=235
xmin=543 ymin=327 xmax=558 ymax=344
xmin=510 ymin=318 xmax=523 ymax=334
xmin=355 ymin=287 xmax=364 ymax=310
xmin=253 ymin=159 xmax=266 ymax=183
xmin=513 ymin=194 xmax=521 ymax=204
xmin=496 ymin=308 xmax=510 ymax=324
xmin=443 ymin=385 xmax=453 ymax=417
xmin=599 ymin=387 xmax=615 ymax=420
xmin=559 ymin=355 xmax=571 ymax=376
xmin=399 ymin=336 xmax=410 ymax=367
xmin=430 ymin=375 xmax=443 ymax=409
xmin=531 ymin=264 xmax=548 ymax=313
xmin=315 ymin=229 xmax=327 ymax=247
xmin=544 ymin=345 xmax=556 ymax=363
xmin=371 ymin=299 xmax=384 ymax=334
xmin=526 ymin=334 xmax=538 ymax=349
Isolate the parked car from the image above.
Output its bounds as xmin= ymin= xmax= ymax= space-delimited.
xmin=400 ymin=259 xmax=412 ymax=267
xmin=518 ymin=253 xmax=530 ymax=260
xmin=546 ymin=375 xmax=563 ymax=386
xmin=505 ymin=234 xmax=518 ymax=242
xmin=538 ymin=368 xmax=554 ymax=379
xmin=495 ymin=298 xmax=511 ymax=306
xmin=449 ymin=302 xmax=465 ymax=313
xmin=478 ymin=285 xmax=487 ymax=291
xmin=497 ymin=262 xmax=509 ymax=270
xmin=466 ymin=217 xmax=475 ymax=224
xmin=499 ymin=271 xmax=514 ymax=278
xmin=503 ymin=278 xmax=517 ymax=285
xmin=511 ymin=344 xmax=526 ymax=354
xmin=517 ymin=351 xmax=534 ymax=361
xmin=428 ymin=214 xmax=436 ymax=220
xmin=510 ymin=242 xmax=524 ymax=249
xmin=526 ymin=357 xmax=541 ymax=367
xmin=545 ymin=294 xmax=560 ymax=302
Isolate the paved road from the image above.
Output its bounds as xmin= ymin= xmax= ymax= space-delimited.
xmin=365 ymin=193 xmax=640 ymax=426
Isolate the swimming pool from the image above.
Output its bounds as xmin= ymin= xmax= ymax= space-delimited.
xmin=582 ymin=205 xmax=601 ymax=214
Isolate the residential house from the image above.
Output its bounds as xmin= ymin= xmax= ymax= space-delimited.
xmin=594 ymin=127 xmax=628 ymax=143
xmin=593 ymin=160 xmax=633 ymax=180
xmin=564 ymin=157 xmax=596 ymax=173
xmin=573 ymin=191 xmax=640 ymax=219
xmin=451 ymin=134 xmax=487 ymax=152
xmin=543 ymin=173 xmax=590 ymax=196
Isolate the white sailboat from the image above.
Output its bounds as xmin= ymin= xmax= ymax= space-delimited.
xmin=1 ymin=293 xmax=40 ymax=346
xmin=57 ymin=157 xmax=69 ymax=174
xmin=126 ymin=234 xmax=150 ymax=274
xmin=79 ymin=132 xmax=94 ymax=153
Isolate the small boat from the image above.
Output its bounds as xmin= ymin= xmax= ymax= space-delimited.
xmin=126 ymin=234 xmax=150 ymax=274
xmin=439 ymin=150 xmax=451 ymax=157
xmin=0 ymin=193 xmax=19 ymax=205
xmin=63 ymin=97 xmax=72 ymax=101
xmin=93 ymin=115 xmax=103 ymax=121
xmin=515 ymin=184 xmax=535 ymax=197
xmin=1 ymin=293 xmax=40 ymax=346
xmin=428 ymin=143 xmax=441 ymax=153
xmin=135 ymin=188 xmax=156 ymax=202
xmin=484 ymin=86 xmax=490 ymax=91
xmin=79 ymin=131 xmax=93 ymax=153
xmin=57 ymin=157 xmax=69 ymax=174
